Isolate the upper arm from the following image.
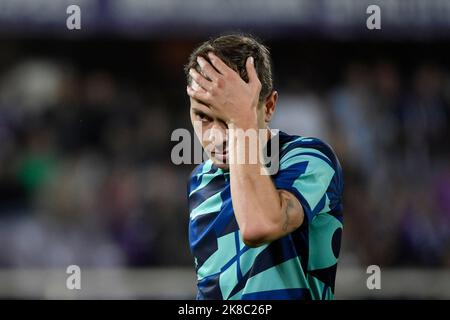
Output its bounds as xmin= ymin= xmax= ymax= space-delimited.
xmin=273 ymin=141 xmax=339 ymax=223
xmin=278 ymin=189 xmax=305 ymax=233
xmin=243 ymin=140 xmax=342 ymax=247
xmin=242 ymin=188 xmax=304 ymax=248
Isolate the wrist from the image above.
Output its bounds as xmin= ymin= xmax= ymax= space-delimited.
xmin=227 ymin=112 xmax=258 ymax=130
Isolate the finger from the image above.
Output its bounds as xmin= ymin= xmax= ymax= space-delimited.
xmin=207 ymin=52 xmax=233 ymax=75
xmin=245 ymin=56 xmax=260 ymax=86
xmin=191 ymin=79 xmax=206 ymax=93
xmin=189 ymin=68 xmax=213 ymax=92
xmin=186 ymin=85 xmax=210 ymax=103
xmin=197 ymin=56 xmax=220 ymax=82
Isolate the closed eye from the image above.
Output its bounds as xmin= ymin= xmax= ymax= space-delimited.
xmin=194 ymin=111 xmax=212 ymax=123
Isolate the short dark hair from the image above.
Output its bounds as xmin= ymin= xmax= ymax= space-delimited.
xmin=184 ymin=33 xmax=273 ymax=103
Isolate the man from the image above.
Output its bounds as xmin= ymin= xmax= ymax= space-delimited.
xmin=185 ymin=34 xmax=344 ymax=300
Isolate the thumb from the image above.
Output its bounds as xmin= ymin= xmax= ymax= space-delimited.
xmin=246 ymin=56 xmax=259 ymax=85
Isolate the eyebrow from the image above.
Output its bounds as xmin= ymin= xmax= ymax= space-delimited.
xmin=191 ymin=107 xmax=211 ymax=118
xmin=191 ymin=108 xmax=229 ymax=127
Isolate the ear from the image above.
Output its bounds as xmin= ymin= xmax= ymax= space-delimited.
xmin=263 ymin=91 xmax=278 ymax=123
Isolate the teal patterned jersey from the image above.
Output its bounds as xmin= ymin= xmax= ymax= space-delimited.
xmin=187 ymin=131 xmax=344 ymax=300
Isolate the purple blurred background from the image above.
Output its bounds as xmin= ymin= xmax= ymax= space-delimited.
xmin=0 ymin=0 xmax=449 ymax=298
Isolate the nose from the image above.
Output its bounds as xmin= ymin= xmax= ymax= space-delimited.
xmin=207 ymin=122 xmax=227 ymax=150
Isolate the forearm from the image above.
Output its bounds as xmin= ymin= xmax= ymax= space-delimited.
xmin=228 ymin=123 xmax=285 ymax=246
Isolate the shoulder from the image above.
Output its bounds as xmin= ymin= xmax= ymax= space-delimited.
xmin=278 ymin=131 xmax=341 ymax=171
xmin=274 ymin=132 xmax=344 ymax=217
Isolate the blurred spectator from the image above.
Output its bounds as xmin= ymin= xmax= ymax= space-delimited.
xmin=0 ymin=41 xmax=449 ymax=270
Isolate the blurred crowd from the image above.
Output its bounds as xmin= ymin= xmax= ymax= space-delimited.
xmin=0 ymin=40 xmax=449 ymax=269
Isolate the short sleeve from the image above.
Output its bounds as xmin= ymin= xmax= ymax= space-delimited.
xmin=272 ymin=143 xmax=338 ymax=223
